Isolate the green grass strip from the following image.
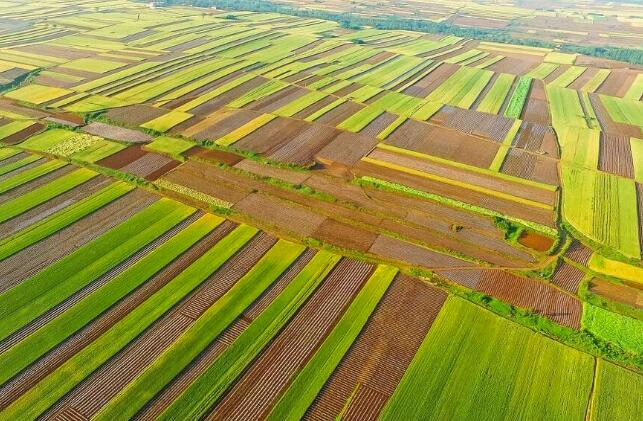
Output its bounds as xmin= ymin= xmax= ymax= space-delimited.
xmin=0 ymin=214 xmax=223 ymax=385
xmin=93 ymin=239 xmax=306 ymax=420
xmin=0 ymin=224 xmax=258 ymax=420
xmin=0 ymin=199 xmax=195 ymax=342
xmin=0 ymin=182 xmax=133 ymax=261
xmin=0 ymin=154 xmax=40 ymax=176
xmin=267 ymin=265 xmax=398 ymax=421
xmin=0 ymin=168 xmax=98 ymax=224
xmin=0 ymin=159 xmax=67 ymax=194
xmin=504 ymin=76 xmax=532 ymax=119
xmin=159 ymin=250 xmax=342 ymax=420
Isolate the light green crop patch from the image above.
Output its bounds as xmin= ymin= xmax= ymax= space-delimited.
xmin=5 ymin=84 xmax=72 ymax=105
xmin=140 ymin=110 xmax=193 ymax=133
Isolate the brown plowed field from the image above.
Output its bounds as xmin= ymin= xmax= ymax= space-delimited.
xmin=369 ymin=234 xmax=472 ymax=269
xmin=385 ymin=119 xmax=499 ymax=168
xmin=488 ymin=56 xmax=539 ymax=75
xmin=304 ymin=275 xmax=447 ymax=421
xmin=96 ymin=145 xmax=147 ymax=169
xmin=233 ymin=159 xmax=310 ymax=185
xmin=315 ymin=131 xmax=378 ymax=166
xmin=138 ymin=249 xmax=319 ymax=421
xmin=105 ymin=105 xmax=167 ymax=127
xmin=0 ymin=189 xmax=155 ymax=293
xmin=552 ymin=261 xmax=585 ymax=294
xmin=190 ymin=76 xmax=267 ymax=116
xmin=185 ymin=146 xmax=243 ymax=166
xmin=403 ymin=63 xmax=459 ymax=97
xmin=189 ymin=109 xmax=262 ymax=142
xmin=231 ymin=117 xmax=309 ymax=155
xmin=588 ymin=278 xmax=642 ymax=309
xmin=119 ymin=152 xmax=180 ymax=180
xmin=353 ymin=159 xmax=556 ymax=227
xmin=522 ymin=79 xmax=550 ymax=125
xmin=431 ymin=106 xmax=515 ymax=143
xmin=596 ymin=69 xmax=638 ymax=97
xmin=514 ymin=122 xmax=559 ymax=157
xmin=564 ymin=241 xmax=593 ymax=265
xmin=358 ymin=112 xmax=398 ymax=138
xmin=291 ymin=95 xmax=336 ymax=120
xmin=1 ymin=122 xmax=46 ymax=145
xmin=568 ymin=67 xmax=599 ymax=90
xmin=368 ymin=148 xmax=557 ymax=206
xmin=598 ymin=133 xmax=635 ymax=178
xmin=208 ymin=258 xmax=374 ymax=421
xmin=434 ymin=268 xmax=484 ymax=289
xmin=82 ymin=122 xmax=152 ymax=143
xmin=269 ymin=124 xmax=341 ymax=166
xmin=250 ymin=86 xmax=309 ymax=114
xmin=46 ymin=233 xmax=275 ymax=419
xmin=501 ymin=148 xmax=560 ymax=186
xmin=312 ymin=218 xmax=378 ymax=252
xmin=476 ymin=270 xmax=582 ymax=328
xmin=315 ymin=101 xmax=365 ymax=126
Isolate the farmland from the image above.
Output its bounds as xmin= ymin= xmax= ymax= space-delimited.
xmin=0 ymin=0 xmax=641 ymax=420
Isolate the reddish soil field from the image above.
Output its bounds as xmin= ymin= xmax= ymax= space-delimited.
xmin=487 ymin=56 xmax=540 ymax=75
xmin=598 ymin=133 xmax=634 ymax=178
xmin=434 ymin=268 xmax=484 ymax=289
xmin=233 ymin=159 xmax=310 ymax=184
xmin=543 ymin=64 xmax=569 ymax=84
xmin=291 ymin=95 xmax=336 ymax=120
xmin=269 ymin=124 xmax=341 ymax=166
xmin=589 ymin=278 xmax=642 ymax=309
xmin=209 ymin=258 xmax=374 ymax=421
xmin=385 ymin=119 xmax=499 ymax=168
xmin=368 ymin=234 xmax=473 ymax=269
xmin=567 ymin=67 xmax=599 ymax=90
xmin=315 ymin=101 xmax=365 ymax=126
xmin=315 ymin=131 xmax=378 ymax=167
xmin=106 ymin=105 xmax=167 ymax=127
xmin=312 ymin=218 xmax=378 ymax=252
xmin=403 ymin=62 xmax=459 ymax=97
xmin=115 ymin=151 xmax=179 ymax=181
xmin=231 ymin=117 xmax=309 ymax=155
xmin=552 ymin=261 xmax=585 ymax=294
xmin=518 ymin=231 xmax=554 ymax=252
xmin=185 ymin=146 xmax=244 ymax=166
xmin=304 ymin=275 xmax=447 ymax=421
xmin=96 ymin=145 xmax=147 ymax=169
xmin=476 ymin=270 xmax=582 ymax=328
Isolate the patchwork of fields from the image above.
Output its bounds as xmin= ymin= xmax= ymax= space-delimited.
xmin=0 ymin=0 xmax=641 ymax=420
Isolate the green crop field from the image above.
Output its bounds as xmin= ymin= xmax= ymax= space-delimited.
xmin=591 ymin=361 xmax=643 ymax=421
xmin=477 ymin=73 xmax=514 ymax=114
xmin=380 ymin=297 xmax=594 ymax=421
